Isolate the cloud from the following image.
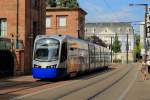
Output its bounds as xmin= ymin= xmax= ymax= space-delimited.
xmin=79 ymin=0 xmax=140 ymax=22
xmin=86 ymin=6 xmax=140 ymax=22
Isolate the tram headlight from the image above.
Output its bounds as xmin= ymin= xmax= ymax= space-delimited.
xmin=46 ymin=64 xmax=57 ymax=68
xmin=34 ymin=64 xmax=38 ymax=68
xmin=51 ymin=65 xmax=57 ymax=68
xmin=34 ymin=64 xmax=41 ymax=68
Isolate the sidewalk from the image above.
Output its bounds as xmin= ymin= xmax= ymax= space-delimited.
xmin=0 ymin=75 xmax=36 ymax=82
xmin=111 ymin=63 xmax=128 ymax=68
xmin=124 ymin=69 xmax=150 ymax=100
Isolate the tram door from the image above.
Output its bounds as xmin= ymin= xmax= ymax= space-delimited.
xmin=60 ymin=42 xmax=67 ymax=69
xmin=0 ymin=50 xmax=14 ymax=77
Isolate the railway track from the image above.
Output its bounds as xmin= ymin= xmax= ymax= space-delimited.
xmin=88 ymin=66 xmax=132 ymax=100
xmin=0 ymin=81 xmax=51 ymax=95
xmin=55 ymin=65 xmax=132 ymax=100
xmin=11 ymin=67 xmax=119 ymax=100
xmin=0 ymin=68 xmax=112 ymax=94
xmin=0 ymin=68 xmax=114 ymax=99
xmin=14 ymin=66 xmax=129 ymax=100
xmin=1 ymin=65 xmax=131 ymax=100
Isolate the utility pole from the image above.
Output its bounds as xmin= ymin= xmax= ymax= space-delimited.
xmin=111 ymin=36 xmax=113 ymax=63
xmin=16 ymin=0 xmax=19 ymax=49
xmin=126 ymin=34 xmax=128 ymax=64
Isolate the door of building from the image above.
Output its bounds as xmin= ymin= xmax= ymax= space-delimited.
xmin=0 ymin=38 xmax=14 ymax=77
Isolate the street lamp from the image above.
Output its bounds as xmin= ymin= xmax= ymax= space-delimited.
xmin=129 ymin=3 xmax=148 ymax=59
xmin=16 ymin=0 xmax=19 ymax=49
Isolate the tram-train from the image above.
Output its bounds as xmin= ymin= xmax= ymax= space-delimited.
xmin=32 ymin=35 xmax=111 ymax=79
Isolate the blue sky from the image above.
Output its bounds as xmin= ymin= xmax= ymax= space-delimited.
xmin=78 ymin=0 xmax=150 ymax=33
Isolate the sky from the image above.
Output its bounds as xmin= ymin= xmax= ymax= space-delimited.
xmin=78 ymin=0 xmax=150 ymax=33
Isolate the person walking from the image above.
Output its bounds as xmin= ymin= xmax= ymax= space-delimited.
xmin=140 ymin=59 xmax=147 ymax=80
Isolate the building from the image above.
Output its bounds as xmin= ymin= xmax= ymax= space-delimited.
xmin=140 ymin=22 xmax=145 ymax=57
xmin=0 ymin=0 xmax=45 ymax=76
xmin=140 ymin=7 xmax=150 ymax=58
xmin=85 ymin=22 xmax=135 ymax=63
xmin=46 ymin=7 xmax=87 ymax=39
xmin=140 ymin=10 xmax=150 ymax=58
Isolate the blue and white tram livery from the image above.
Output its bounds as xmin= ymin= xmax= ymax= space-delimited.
xmin=32 ymin=35 xmax=111 ymax=79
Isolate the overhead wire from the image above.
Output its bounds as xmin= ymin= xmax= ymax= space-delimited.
xmin=102 ymin=0 xmax=119 ymax=22
xmin=84 ymin=0 xmax=119 ymax=22
xmin=87 ymin=0 xmax=109 ymax=22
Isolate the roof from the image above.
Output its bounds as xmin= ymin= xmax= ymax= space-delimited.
xmin=46 ymin=7 xmax=87 ymax=15
xmin=85 ymin=22 xmax=134 ymax=35
xmin=86 ymin=22 xmax=132 ymax=27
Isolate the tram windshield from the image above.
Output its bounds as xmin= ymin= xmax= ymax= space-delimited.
xmin=34 ymin=38 xmax=60 ymax=61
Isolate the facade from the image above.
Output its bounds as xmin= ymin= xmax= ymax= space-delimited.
xmin=0 ymin=0 xmax=45 ymax=75
xmin=85 ymin=22 xmax=135 ymax=63
xmin=140 ymin=7 xmax=150 ymax=58
xmin=46 ymin=7 xmax=87 ymax=39
xmin=140 ymin=22 xmax=145 ymax=57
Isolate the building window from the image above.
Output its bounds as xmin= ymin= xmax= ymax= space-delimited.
xmin=0 ymin=19 xmax=7 ymax=37
xmin=46 ymin=16 xmax=51 ymax=28
xmin=57 ymin=16 xmax=67 ymax=27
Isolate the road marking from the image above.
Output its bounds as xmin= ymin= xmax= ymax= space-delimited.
xmin=117 ymin=68 xmax=138 ymax=100
xmin=11 ymin=80 xmax=79 ymax=100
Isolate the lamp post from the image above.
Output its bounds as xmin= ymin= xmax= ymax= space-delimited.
xmin=129 ymin=3 xmax=148 ymax=60
xmin=126 ymin=34 xmax=129 ymax=64
xmin=110 ymin=36 xmax=113 ymax=63
xmin=16 ymin=0 xmax=19 ymax=49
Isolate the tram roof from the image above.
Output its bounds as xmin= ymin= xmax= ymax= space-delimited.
xmin=36 ymin=34 xmax=89 ymax=43
xmin=35 ymin=34 xmax=105 ymax=47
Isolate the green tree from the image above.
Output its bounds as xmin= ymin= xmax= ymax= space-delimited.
xmin=46 ymin=0 xmax=57 ymax=7
xmin=86 ymin=36 xmax=107 ymax=47
xmin=46 ymin=0 xmax=79 ymax=8
xmin=67 ymin=0 xmax=79 ymax=8
xmin=59 ymin=0 xmax=67 ymax=7
xmin=133 ymin=34 xmax=141 ymax=61
xmin=112 ymin=34 xmax=121 ymax=53
xmin=59 ymin=0 xmax=79 ymax=8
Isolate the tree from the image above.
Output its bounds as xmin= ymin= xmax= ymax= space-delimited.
xmin=86 ymin=36 xmax=107 ymax=47
xmin=112 ymin=34 xmax=121 ymax=62
xmin=46 ymin=0 xmax=57 ymax=7
xmin=46 ymin=0 xmax=79 ymax=8
xmin=59 ymin=0 xmax=67 ymax=7
xmin=67 ymin=0 xmax=79 ymax=8
xmin=133 ymin=34 xmax=141 ymax=61
xmin=112 ymin=34 xmax=121 ymax=53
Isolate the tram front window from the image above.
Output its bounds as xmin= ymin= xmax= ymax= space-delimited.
xmin=34 ymin=38 xmax=59 ymax=61
xmin=35 ymin=48 xmax=49 ymax=60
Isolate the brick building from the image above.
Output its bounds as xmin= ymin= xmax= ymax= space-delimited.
xmin=0 ymin=0 xmax=45 ymax=76
xmin=46 ymin=7 xmax=87 ymax=39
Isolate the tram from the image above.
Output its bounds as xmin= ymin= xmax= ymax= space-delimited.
xmin=32 ymin=35 xmax=111 ymax=79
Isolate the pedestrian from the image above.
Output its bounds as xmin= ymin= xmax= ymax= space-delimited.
xmin=140 ymin=59 xmax=147 ymax=80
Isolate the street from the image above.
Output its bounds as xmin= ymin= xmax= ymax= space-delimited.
xmin=1 ymin=63 xmax=149 ymax=100
xmin=0 ymin=0 xmax=150 ymax=100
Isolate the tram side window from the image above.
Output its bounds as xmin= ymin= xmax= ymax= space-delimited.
xmin=60 ymin=42 xmax=67 ymax=62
